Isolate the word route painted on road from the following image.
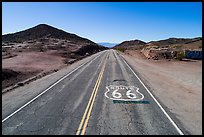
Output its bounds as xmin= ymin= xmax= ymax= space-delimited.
xmin=105 ymin=85 xmax=144 ymax=101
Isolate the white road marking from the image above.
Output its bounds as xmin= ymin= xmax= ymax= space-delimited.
xmin=105 ymin=85 xmax=144 ymax=101
xmin=2 ymin=53 xmax=102 ymax=123
xmin=117 ymin=51 xmax=184 ymax=135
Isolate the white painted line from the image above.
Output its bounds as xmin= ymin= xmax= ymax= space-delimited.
xmin=2 ymin=53 xmax=102 ymax=123
xmin=118 ymin=51 xmax=184 ymax=135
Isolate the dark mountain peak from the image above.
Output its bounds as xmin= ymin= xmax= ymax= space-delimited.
xmin=31 ymin=24 xmax=67 ymax=34
xmin=36 ymin=23 xmax=51 ymax=27
xmin=2 ymin=24 xmax=108 ymax=56
xmin=2 ymin=24 xmax=95 ymax=45
xmin=31 ymin=24 xmax=57 ymax=31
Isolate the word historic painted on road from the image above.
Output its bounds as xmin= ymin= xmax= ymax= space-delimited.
xmin=105 ymin=85 xmax=144 ymax=101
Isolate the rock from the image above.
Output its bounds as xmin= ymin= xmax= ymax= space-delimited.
xmin=18 ymin=82 xmax=24 ymax=86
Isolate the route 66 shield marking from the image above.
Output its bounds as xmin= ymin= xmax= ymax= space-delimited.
xmin=105 ymin=85 xmax=144 ymax=101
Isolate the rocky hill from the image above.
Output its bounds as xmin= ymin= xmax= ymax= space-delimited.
xmin=113 ymin=39 xmax=146 ymax=50
xmin=2 ymin=24 xmax=108 ymax=56
xmin=146 ymin=37 xmax=202 ymax=47
xmin=3 ymin=24 xmax=92 ymax=44
xmin=113 ymin=37 xmax=202 ymax=51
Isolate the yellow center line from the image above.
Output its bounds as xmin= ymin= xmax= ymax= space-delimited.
xmin=76 ymin=70 xmax=102 ymax=135
xmin=76 ymin=56 xmax=107 ymax=135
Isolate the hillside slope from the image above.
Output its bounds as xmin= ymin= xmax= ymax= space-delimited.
xmin=3 ymin=24 xmax=93 ymax=44
xmin=2 ymin=24 xmax=108 ymax=55
xmin=113 ymin=39 xmax=146 ymax=50
xmin=113 ymin=37 xmax=202 ymax=51
xmin=147 ymin=37 xmax=202 ymax=47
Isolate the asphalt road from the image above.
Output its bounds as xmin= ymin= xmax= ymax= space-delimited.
xmin=2 ymin=49 xmax=185 ymax=135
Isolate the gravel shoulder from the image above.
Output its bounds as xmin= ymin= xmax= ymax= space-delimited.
xmin=120 ymin=50 xmax=202 ymax=135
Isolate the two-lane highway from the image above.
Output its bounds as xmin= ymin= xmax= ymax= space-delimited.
xmin=2 ymin=49 xmax=185 ymax=135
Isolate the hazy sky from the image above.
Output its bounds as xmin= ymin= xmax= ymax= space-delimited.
xmin=2 ymin=2 xmax=202 ymax=43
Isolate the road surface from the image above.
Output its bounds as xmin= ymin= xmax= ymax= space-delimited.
xmin=2 ymin=49 xmax=185 ymax=135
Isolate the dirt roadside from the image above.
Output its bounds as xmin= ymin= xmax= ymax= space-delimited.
xmin=2 ymin=50 xmax=67 ymax=90
xmin=120 ymin=50 xmax=202 ymax=135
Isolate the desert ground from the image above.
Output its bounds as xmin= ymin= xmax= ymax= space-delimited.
xmin=121 ymin=50 xmax=202 ymax=135
xmin=2 ymin=50 xmax=67 ymax=90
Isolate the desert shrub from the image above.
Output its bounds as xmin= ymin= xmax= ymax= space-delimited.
xmin=63 ymin=59 xmax=69 ymax=64
xmin=2 ymin=48 xmax=7 ymax=52
xmin=145 ymin=45 xmax=159 ymax=50
xmin=2 ymin=69 xmax=19 ymax=81
xmin=172 ymin=45 xmax=182 ymax=49
xmin=117 ymin=47 xmax=125 ymax=52
xmin=175 ymin=51 xmax=185 ymax=61
xmin=70 ymin=53 xmax=79 ymax=59
xmin=63 ymin=59 xmax=77 ymax=64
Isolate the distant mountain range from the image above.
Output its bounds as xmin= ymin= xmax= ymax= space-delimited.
xmin=97 ymin=42 xmax=118 ymax=48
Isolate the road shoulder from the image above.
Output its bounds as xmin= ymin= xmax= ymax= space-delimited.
xmin=119 ymin=50 xmax=202 ymax=135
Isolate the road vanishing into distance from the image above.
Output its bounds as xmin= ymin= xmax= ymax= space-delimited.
xmin=2 ymin=49 xmax=185 ymax=135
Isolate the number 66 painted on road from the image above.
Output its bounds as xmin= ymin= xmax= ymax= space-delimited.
xmin=112 ymin=89 xmax=137 ymax=99
xmin=105 ymin=85 xmax=144 ymax=101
